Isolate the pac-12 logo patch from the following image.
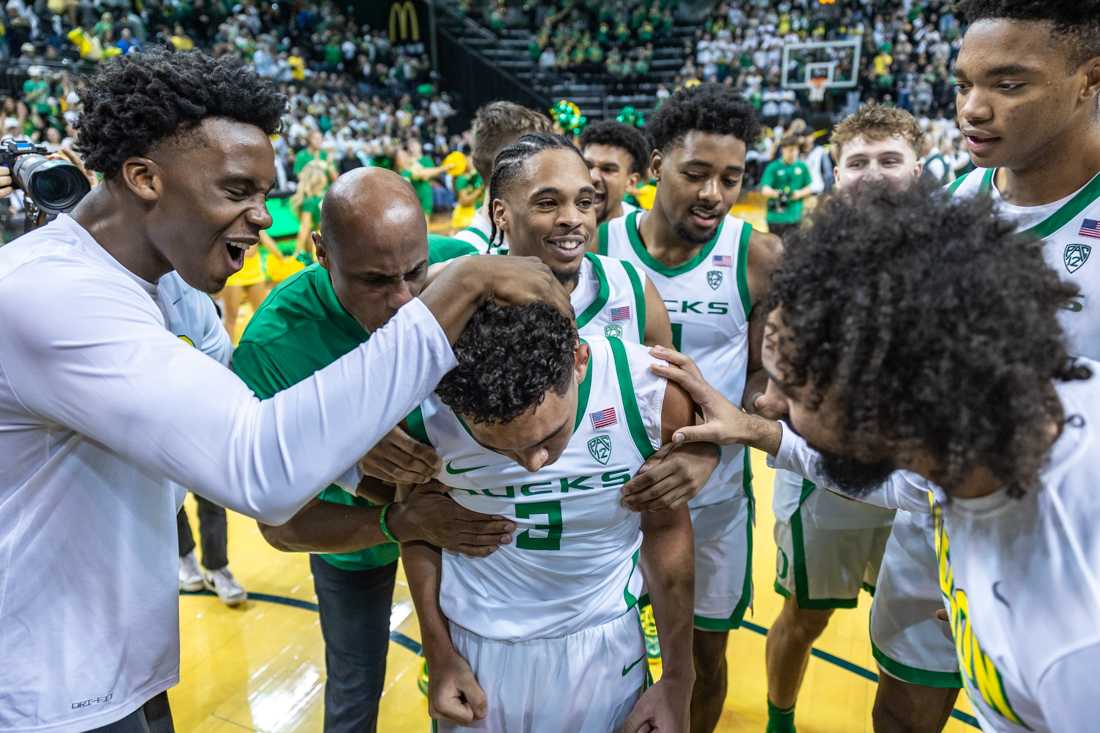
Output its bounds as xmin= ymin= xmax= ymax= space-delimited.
xmin=604 ymin=323 xmax=624 ymax=339
xmin=1064 ymin=243 xmax=1092 ymax=274
xmin=587 ymin=435 xmax=612 ymax=465
xmin=706 ymin=270 xmax=724 ymax=290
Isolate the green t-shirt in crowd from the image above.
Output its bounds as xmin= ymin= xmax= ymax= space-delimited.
xmin=454 ymin=172 xmax=484 ymax=208
xmin=231 ymin=264 xmax=399 ymax=572
xmin=402 ymin=155 xmax=436 ymax=215
xmin=761 ymin=158 xmax=812 ymax=225
xmin=294 ymin=148 xmax=330 ymax=176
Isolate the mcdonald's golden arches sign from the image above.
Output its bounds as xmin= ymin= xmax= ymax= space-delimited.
xmin=389 ymin=1 xmax=420 ymax=42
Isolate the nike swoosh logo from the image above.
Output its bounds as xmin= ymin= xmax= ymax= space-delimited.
xmin=445 ymin=460 xmax=488 ymax=475
xmin=621 ymin=652 xmax=646 ymax=677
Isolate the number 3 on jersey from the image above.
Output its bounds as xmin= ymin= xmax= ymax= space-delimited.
xmin=516 ymin=500 xmax=563 ymax=550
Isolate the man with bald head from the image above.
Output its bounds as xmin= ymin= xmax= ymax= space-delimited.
xmin=233 ymin=167 xmax=518 ymax=733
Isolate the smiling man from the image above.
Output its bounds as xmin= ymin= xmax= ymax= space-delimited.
xmin=579 ymin=119 xmax=652 ymax=224
xmin=0 ymin=51 xmax=568 ymax=732
xmin=598 ymin=82 xmax=783 ymax=733
xmin=652 ymin=184 xmax=1100 ymax=733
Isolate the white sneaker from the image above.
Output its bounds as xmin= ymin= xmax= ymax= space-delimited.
xmin=202 ymin=566 xmax=247 ymax=607
xmin=179 ymin=551 xmax=203 ymax=592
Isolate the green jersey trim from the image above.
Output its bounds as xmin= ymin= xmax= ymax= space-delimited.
xmin=575 ymin=253 xmax=611 ymax=330
xmin=597 ymin=221 xmax=609 ymax=255
xmin=1020 ymin=171 xmax=1100 ymax=240
xmin=406 ymin=407 xmax=431 ymax=446
xmin=871 ymin=640 xmax=964 ymax=689
xmin=621 ymin=259 xmax=647 ymax=343
xmin=735 ymin=223 xmax=753 ymax=319
xmin=607 ymin=336 xmax=656 ymax=460
xmin=625 ymin=209 xmax=726 ymax=277
xmin=979 ymin=168 xmax=995 ymax=194
xmin=623 ymin=547 xmax=641 ymax=609
xmin=463 ymin=225 xmax=491 ymax=246
xmin=575 ymin=339 xmax=594 ymax=431
xmin=946 ymin=169 xmax=973 ymax=194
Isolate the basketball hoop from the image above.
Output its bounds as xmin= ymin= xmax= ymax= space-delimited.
xmin=809 ymin=77 xmax=828 ymax=102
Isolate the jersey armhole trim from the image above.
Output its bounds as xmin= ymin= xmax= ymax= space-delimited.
xmin=621 ymin=259 xmax=647 ymax=343
xmin=607 ymin=337 xmax=656 ymax=459
xmin=736 ymin=223 xmax=753 ymax=320
xmin=406 ymin=407 xmax=431 ymax=446
xmin=946 ymin=169 xmax=972 ymax=194
xmin=597 ymin=221 xmax=609 ymax=256
xmin=576 ymin=253 xmax=611 ymax=329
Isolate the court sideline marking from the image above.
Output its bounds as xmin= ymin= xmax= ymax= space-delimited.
xmin=180 ymin=590 xmax=980 ymax=728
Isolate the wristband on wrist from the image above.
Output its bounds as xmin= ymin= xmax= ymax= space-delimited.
xmin=380 ymin=502 xmax=400 ymax=543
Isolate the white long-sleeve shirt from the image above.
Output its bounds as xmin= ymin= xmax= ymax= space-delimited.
xmin=0 ymin=215 xmax=457 ymax=731
xmin=769 ymin=363 xmax=1100 ymax=732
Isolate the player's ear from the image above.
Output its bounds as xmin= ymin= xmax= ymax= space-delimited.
xmin=574 ymin=341 xmax=590 ymax=384
xmin=1082 ymin=54 xmax=1100 ymax=106
xmin=649 ymin=149 xmax=663 ymax=182
xmin=314 ymin=232 xmax=329 ymax=268
xmin=121 ymin=157 xmax=162 ymax=203
xmin=627 ymin=171 xmax=641 ymax=189
xmin=491 ymin=198 xmax=508 ymax=234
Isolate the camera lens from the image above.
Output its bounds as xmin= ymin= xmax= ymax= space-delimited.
xmin=15 ymin=156 xmax=90 ymax=215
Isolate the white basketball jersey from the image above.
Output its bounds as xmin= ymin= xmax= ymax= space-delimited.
xmin=572 ymin=252 xmax=648 ymax=344
xmin=929 ymin=362 xmax=1100 ymax=731
xmin=453 ymin=207 xmax=499 ymax=255
xmin=599 ymin=209 xmax=753 ymax=507
xmin=411 ymin=337 xmax=666 ymax=641
xmin=950 ymin=168 xmax=1100 ymax=360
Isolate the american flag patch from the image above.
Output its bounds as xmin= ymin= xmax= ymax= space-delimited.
xmin=712 ymin=254 xmax=733 ymax=267
xmin=610 ymin=305 xmax=631 ymax=321
xmin=590 ymin=407 xmax=618 ymax=429
xmin=1080 ymin=219 xmax=1100 ymax=240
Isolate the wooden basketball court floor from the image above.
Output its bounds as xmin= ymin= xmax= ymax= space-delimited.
xmin=176 ymin=203 xmax=978 ymax=732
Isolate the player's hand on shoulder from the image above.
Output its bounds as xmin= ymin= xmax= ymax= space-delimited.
xmin=395 ymin=481 xmax=516 ymax=557
xmin=648 ymin=345 xmax=755 ymax=447
xmin=359 ymin=425 xmax=442 ymax=484
xmin=619 ymin=675 xmax=692 ymax=733
xmin=427 ymin=652 xmax=488 ymax=725
xmin=621 ymin=441 xmax=719 ymax=511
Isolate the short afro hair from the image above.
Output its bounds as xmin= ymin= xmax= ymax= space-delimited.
xmin=956 ymin=0 xmax=1100 ymax=66
xmin=437 ymin=301 xmax=578 ymax=424
xmin=75 ymin=49 xmax=286 ymax=179
xmin=831 ymin=102 xmax=924 ymax=161
xmin=579 ymin=120 xmax=652 ymax=176
xmin=645 ymin=83 xmax=761 ymax=154
xmin=771 ymin=181 xmax=1088 ymax=499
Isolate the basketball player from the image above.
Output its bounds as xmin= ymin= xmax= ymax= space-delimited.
xmin=652 ymin=184 xmax=1100 ymax=733
xmin=765 ymin=103 xmax=927 ymax=733
xmin=579 ymin=120 xmax=651 ymax=224
xmin=438 ymin=131 xmax=721 ymax=511
xmin=597 ymin=83 xmax=783 ymax=733
xmin=451 ymin=101 xmax=551 ymax=253
xmin=866 ymin=3 xmax=1100 ymax=729
xmin=404 ymin=301 xmax=697 ymax=732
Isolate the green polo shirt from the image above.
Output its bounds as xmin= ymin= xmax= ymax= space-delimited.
xmin=232 ymin=264 xmax=399 ymax=572
xmin=761 ymin=159 xmax=812 ymax=225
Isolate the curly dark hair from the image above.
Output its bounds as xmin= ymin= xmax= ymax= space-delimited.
xmin=956 ymin=0 xmax=1100 ymax=66
xmin=75 ymin=49 xmax=286 ymax=178
xmin=579 ymin=120 xmax=652 ymax=176
xmin=437 ymin=301 xmax=578 ymax=424
xmin=488 ymin=131 xmax=587 ymax=249
xmin=770 ymin=181 xmax=1089 ymax=498
xmin=644 ymin=82 xmax=761 ymax=154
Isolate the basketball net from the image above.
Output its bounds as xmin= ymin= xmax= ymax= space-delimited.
xmin=809 ymin=77 xmax=828 ymax=102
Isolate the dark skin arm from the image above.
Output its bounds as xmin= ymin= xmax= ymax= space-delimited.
xmin=259 ymin=476 xmax=515 ymax=557
xmin=641 ymin=278 xmax=673 ymax=349
xmin=621 ymin=379 xmax=696 ymax=733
